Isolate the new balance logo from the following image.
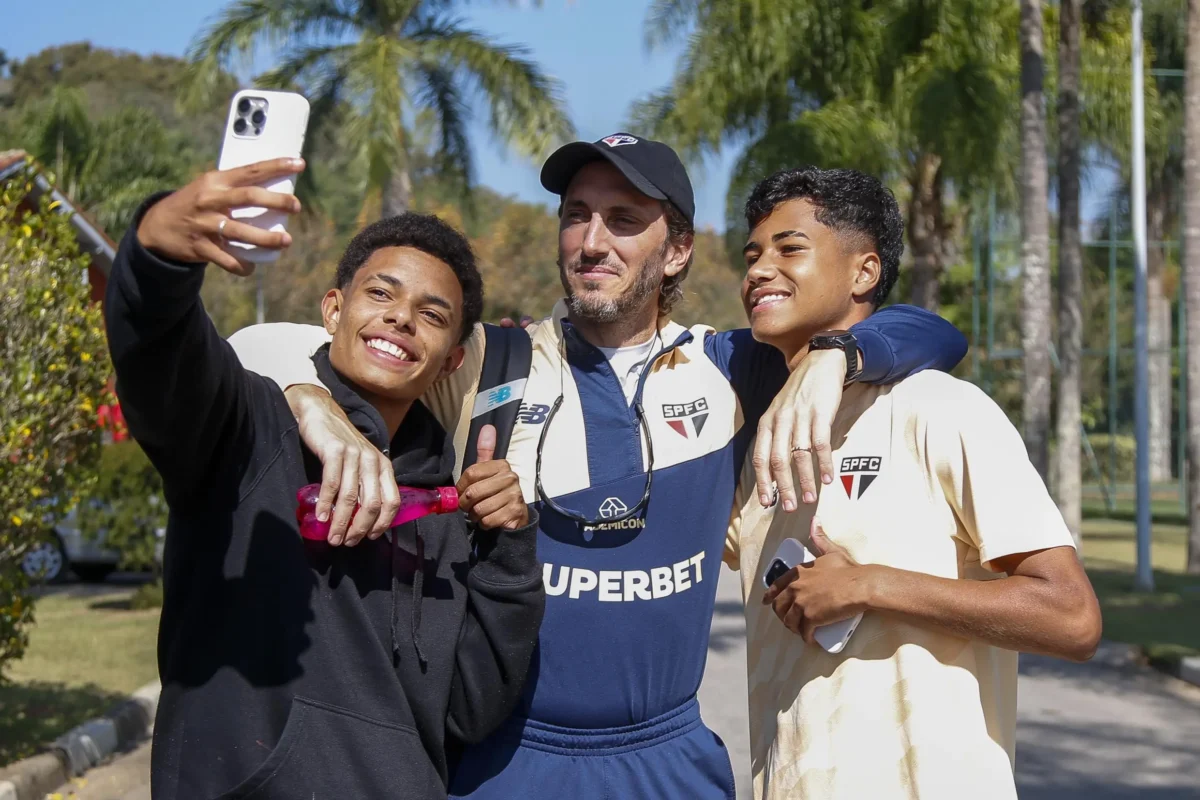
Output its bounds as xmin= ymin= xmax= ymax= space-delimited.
xmin=839 ymin=456 xmax=881 ymax=499
xmin=487 ymin=385 xmax=512 ymax=406
xmin=470 ymin=378 xmax=526 ymax=419
xmin=517 ymin=403 xmax=550 ymax=425
xmin=662 ymin=398 xmax=709 ymax=439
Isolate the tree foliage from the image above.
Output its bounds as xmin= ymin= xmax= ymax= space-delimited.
xmin=14 ymin=87 xmax=196 ymax=234
xmin=0 ymin=173 xmax=110 ymax=671
xmin=76 ymin=440 xmax=166 ymax=574
xmin=183 ymin=0 xmax=574 ymax=217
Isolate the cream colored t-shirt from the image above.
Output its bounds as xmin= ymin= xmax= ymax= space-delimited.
xmin=726 ymin=370 xmax=1076 ymax=800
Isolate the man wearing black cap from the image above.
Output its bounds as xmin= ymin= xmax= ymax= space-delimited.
xmin=229 ymin=133 xmax=967 ymax=798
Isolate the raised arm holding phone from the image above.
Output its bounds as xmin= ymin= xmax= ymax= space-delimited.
xmin=107 ymin=154 xmax=544 ymax=800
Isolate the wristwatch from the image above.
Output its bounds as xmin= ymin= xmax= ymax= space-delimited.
xmin=808 ymin=330 xmax=862 ymax=384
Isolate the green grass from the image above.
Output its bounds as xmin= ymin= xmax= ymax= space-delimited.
xmin=1081 ymin=518 xmax=1200 ymax=667
xmin=0 ymin=588 xmax=159 ymax=766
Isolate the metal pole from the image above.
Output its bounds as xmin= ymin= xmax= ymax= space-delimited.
xmin=1180 ymin=227 xmax=1190 ymax=515
xmin=986 ymin=191 xmax=997 ymax=395
xmin=1132 ymin=0 xmax=1155 ymax=591
xmin=1179 ymin=240 xmax=1188 ymax=514
xmin=1109 ymin=197 xmax=1119 ymax=510
xmin=256 ymin=269 xmax=265 ymax=325
xmin=972 ymin=228 xmax=981 ymax=383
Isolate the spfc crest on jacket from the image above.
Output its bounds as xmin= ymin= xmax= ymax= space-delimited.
xmin=839 ymin=456 xmax=881 ymax=499
xmin=662 ymin=398 xmax=709 ymax=439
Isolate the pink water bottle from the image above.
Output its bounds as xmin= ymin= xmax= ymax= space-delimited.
xmin=295 ymin=482 xmax=460 ymax=541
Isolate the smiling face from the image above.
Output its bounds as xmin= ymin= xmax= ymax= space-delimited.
xmin=557 ymin=161 xmax=689 ymax=327
xmin=322 ymin=246 xmax=466 ymax=411
xmin=741 ymin=198 xmax=880 ymax=360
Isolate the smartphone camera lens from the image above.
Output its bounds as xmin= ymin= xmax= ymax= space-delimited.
xmin=765 ymin=559 xmax=790 ymax=586
xmin=237 ymin=98 xmax=251 ymax=115
xmin=233 ymin=118 xmax=248 ymax=135
xmin=251 ymin=109 xmax=266 ymax=126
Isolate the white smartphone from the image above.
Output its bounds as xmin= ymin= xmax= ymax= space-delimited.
xmin=217 ymin=89 xmax=310 ymax=263
xmin=761 ymin=537 xmax=863 ymax=654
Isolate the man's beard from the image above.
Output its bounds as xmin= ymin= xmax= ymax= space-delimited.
xmin=559 ymin=242 xmax=668 ymax=324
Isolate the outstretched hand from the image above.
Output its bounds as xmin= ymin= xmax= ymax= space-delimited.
xmin=137 ymin=157 xmax=305 ymax=276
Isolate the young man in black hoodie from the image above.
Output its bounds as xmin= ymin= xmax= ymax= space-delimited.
xmin=105 ymin=157 xmax=545 ymax=800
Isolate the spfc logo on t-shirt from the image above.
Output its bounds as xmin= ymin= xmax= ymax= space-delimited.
xmin=839 ymin=456 xmax=881 ymax=499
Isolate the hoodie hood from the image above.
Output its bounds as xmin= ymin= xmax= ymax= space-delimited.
xmin=312 ymin=345 xmax=455 ymax=487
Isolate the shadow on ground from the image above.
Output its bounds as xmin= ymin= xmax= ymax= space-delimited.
xmin=1016 ymin=649 xmax=1200 ymax=800
xmin=0 ymin=680 xmax=126 ymax=766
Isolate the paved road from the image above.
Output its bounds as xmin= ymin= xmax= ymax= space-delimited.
xmin=698 ymin=564 xmax=1200 ymax=799
xmin=55 ymin=566 xmax=1200 ymax=799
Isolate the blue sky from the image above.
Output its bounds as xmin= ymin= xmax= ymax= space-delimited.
xmin=4 ymin=0 xmax=740 ymax=230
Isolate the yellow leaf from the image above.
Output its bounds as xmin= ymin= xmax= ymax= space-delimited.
xmin=10 ymin=516 xmax=21 ymax=527
xmin=20 ymin=224 xmax=31 ymax=238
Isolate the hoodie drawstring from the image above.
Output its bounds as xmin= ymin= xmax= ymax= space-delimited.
xmin=390 ymin=520 xmax=428 ymax=671
xmin=411 ymin=523 xmax=427 ymax=670
xmin=390 ymin=527 xmax=401 ymax=664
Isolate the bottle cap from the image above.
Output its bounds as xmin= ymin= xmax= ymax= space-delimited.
xmin=437 ymin=486 xmax=459 ymax=513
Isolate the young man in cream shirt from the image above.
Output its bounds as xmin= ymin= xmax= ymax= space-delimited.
xmin=726 ymin=167 xmax=1103 ymax=800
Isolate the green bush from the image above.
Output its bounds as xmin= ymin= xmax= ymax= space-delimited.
xmin=130 ymin=580 xmax=164 ymax=610
xmin=1087 ymin=434 xmax=1138 ymax=484
xmin=0 ymin=170 xmax=110 ymax=673
xmin=76 ymin=440 xmax=166 ymax=573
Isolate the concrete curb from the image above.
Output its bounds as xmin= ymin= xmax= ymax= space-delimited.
xmin=1178 ymin=655 xmax=1200 ymax=688
xmin=0 ymin=679 xmax=159 ymax=800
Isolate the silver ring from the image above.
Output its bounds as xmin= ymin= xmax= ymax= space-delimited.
xmin=217 ymin=217 xmax=229 ymax=241
xmin=791 ymin=447 xmax=811 ymax=453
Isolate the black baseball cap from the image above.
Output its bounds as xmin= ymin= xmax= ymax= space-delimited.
xmin=540 ymin=133 xmax=695 ymax=227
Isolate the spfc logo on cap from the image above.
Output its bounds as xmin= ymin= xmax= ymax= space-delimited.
xmin=662 ymin=398 xmax=709 ymax=439
xmin=839 ymin=456 xmax=881 ymax=499
xmin=601 ymin=134 xmax=638 ymax=148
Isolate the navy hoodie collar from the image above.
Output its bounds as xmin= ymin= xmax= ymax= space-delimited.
xmin=311 ymin=345 xmax=454 ymax=487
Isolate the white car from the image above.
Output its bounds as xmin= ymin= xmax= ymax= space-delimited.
xmin=20 ymin=508 xmax=164 ymax=583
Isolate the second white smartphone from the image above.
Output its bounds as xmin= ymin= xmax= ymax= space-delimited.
xmin=761 ymin=537 xmax=863 ymax=654
xmin=217 ymin=89 xmax=310 ymax=263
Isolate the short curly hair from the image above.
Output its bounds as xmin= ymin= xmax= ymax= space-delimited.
xmin=744 ymin=167 xmax=903 ymax=307
xmin=335 ymin=213 xmax=484 ymax=343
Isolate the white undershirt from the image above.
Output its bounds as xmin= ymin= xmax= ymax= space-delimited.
xmin=597 ymin=332 xmax=659 ymax=404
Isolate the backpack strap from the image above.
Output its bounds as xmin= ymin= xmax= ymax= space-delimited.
xmin=463 ymin=323 xmax=533 ymax=466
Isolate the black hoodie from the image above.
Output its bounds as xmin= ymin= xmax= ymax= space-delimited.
xmin=105 ymin=199 xmax=545 ymax=800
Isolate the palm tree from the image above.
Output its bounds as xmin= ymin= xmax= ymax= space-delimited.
xmin=1056 ymin=0 xmax=1084 ymax=545
xmin=1020 ymin=0 xmax=1053 ymax=482
xmin=17 ymin=86 xmax=193 ymax=234
xmin=184 ymin=0 xmax=573 ymax=219
xmin=1185 ymin=0 xmax=1200 ymax=573
xmin=635 ymin=0 xmax=1018 ymax=313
